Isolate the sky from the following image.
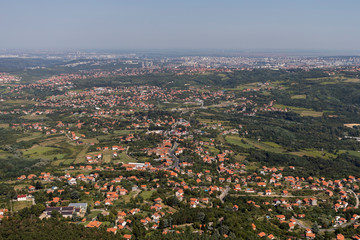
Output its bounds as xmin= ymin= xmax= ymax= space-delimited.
xmin=0 ymin=0 xmax=359 ymax=52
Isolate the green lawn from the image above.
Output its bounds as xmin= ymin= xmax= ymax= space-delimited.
xmin=87 ymin=210 xmax=102 ymax=219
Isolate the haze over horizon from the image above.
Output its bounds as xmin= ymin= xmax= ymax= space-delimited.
xmin=1 ymin=0 xmax=360 ymax=52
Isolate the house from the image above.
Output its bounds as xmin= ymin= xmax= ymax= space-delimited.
xmin=268 ymin=234 xmax=275 ymax=240
xmin=310 ymin=198 xmax=317 ymax=206
xmin=86 ymin=221 xmax=102 ymax=228
xmin=129 ymin=208 xmax=140 ymax=215
xmin=265 ymin=190 xmax=272 ymax=196
xmin=306 ymin=232 xmax=316 ymax=239
xmin=118 ymin=211 xmax=127 ymax=219
xmin=154 ymin=198 xmax=162 ymax=204
xmin=67 ymin=177 xmax=77 ymax=185
xmin=176 ymin=189 xmax=184 ymax=197
xmin=0 ymin=209 xmax=9 ymax=216
xmin=119 ymin=189 xmax=128 ymax=196
xmin=151 ymin=204 xmax=162 ymax=211
xmin=201 ymin=198 xmax=209 ymax=204
xmin=107 ymin=228 xmax=117 ymax=234
xmin=123 ymin=234 xmax=132 ymax=240
xmin=251 ymin=223 xmax=256 ymax=230
xmin=68 ymin=203 xmax=88 ymax=212
xmin=17 ymin=195 xmax=27 ymax=201
xmin=152 ymin=212 xmax=161 ymax=222
xmin=289 ymin=222 xmax=295 ymax=230
xmin=44 ymin=206 xmax=80 ymax=218
xmin=337 ymin=234 xmax=345 ymax=240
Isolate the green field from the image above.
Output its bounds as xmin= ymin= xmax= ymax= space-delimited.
xmin=346 ymin=151 xmax=360 ymax=158
xmin=118 ymin=191 xmax=139 ymax=204
xmin=225 ymin=136 xmax=253 ymax=148
xmin=23 ymin=146 xmax=66 ymax=160
xmin=291 ymin=94 xmax=306 ymax=99
xmin=20 ymin=115 xmax=49 ymax=120
xmin=0 ymin=123 xmax=10 ymax=128
xmin=74 ymin=145 xmax=89 ymax=164
xmin=263 ymin=142 xmax=283 ymax=148
xmin=115 ymin=152 xmax=137 ymax=164
xmin=12 ymin=200 xmax=32 ymax=212
xmin=274 ymin=104 xmax=323 ymax=117
xmin=139 ymin=190 xmax=154 ymax=200
xmin=103 ymin=150 xmax=112 ymax=163
xmin=233 ymin=154 xmax=246 ymax=162
xmin=4 ymin=99 xmax=37 ymax=105
xmin=0 ymin=150 xmax=12 ymax=158
xmin=244 ymin=139 xmax=285 ymax=153
xmin=225 ymin=136 xmax=285 ymax=153
xmin=16 ymin=132 xmax=43 ymax=142
xmin=290 ymin=149 xmax=345 ymax=160
xmin=206 ymin=146 xmax=220 ymax=155
xmin=344 ymin=78 xmax=360 ymax=83
xmin=299 ymin=110 xmax=323 ymax=117
xmin=198 ymin=119 xmax=229 ymax=124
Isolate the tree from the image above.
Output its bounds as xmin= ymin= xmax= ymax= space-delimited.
xmin=72 ymin=213 xmax=80 ymax=222
xmin=70 ymin=191 xmax=79 ymax=200
xmin=132 ymin=221 xmax=146 ymax=240
xmin=51 ymin=210 xmax=61 ymax=219
xmin=311 ymin=221 xmax=319 ymax=234
xmin=197 ymin=212 xmax=205 ymax=223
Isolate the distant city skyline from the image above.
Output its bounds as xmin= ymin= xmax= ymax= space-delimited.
xmin=1 ymin=0 xmax=360 ymax=51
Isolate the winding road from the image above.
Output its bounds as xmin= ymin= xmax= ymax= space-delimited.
xmin=348 ymin=189 xmax=359 ymax=209
xmin=218 ymin=186 xmax=230 ymax=203
xmin=292 ymin=189 xmax=359 ymax=232
xmin=169 ymin=142 xmax=179 ymax=169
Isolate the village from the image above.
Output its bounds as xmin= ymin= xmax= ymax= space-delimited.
xmin=1 ymin=66 xmax=360 ymax=239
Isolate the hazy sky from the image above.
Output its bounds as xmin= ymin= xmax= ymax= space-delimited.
xmin=1 ymin=0 xmax=359 ymax=51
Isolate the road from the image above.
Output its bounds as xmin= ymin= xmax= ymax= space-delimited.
xmin=291 ymin=189 xmax=359 ymax=232
xmin=218 ymin=186 xmax=230 ymax=203
xmin=231 ymin=193 xmax=312 ymax=198
xmin=169 ymin=142 xmax=179 ymax=169
xmin=292 ymin=216 xmax=356 ymax=233
xmin=348 ymin=189 xmax=359 ymax=209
